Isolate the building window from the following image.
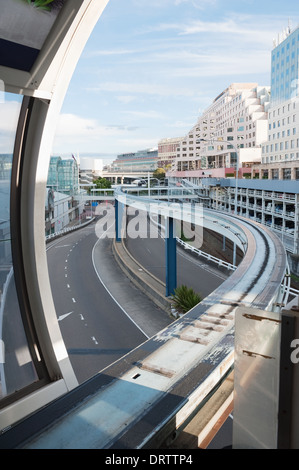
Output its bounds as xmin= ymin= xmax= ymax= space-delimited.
xmin=283 ymin=168 xmax=291 ymax=179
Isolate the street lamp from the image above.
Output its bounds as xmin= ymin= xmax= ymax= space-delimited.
xmin=197 ymin=138 xmax=240 ymax=216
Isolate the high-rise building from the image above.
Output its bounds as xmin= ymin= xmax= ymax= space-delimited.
xmin=270 ymin=25 xmax=299 ymax=105
xmin=171 ymin=83 xmax=270 ymax=178
xmin=47 ymin=155 xmax=79 ymax=195
xmin=261 ymin=25 xmax=299 ymax=166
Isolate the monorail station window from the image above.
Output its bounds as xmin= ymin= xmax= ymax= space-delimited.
xmin=0 ymin=93 xmax=38 ymax=405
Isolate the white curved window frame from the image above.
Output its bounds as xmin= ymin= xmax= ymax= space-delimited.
xmin=0 ymin=0 xmax=110 ymax=431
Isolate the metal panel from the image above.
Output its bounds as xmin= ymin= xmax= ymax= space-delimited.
xmin=277 ymin=312 xmax=295 ymax=448
xmin=280 ymin=308 xmax=299 ymax=448
xmin=233 ymin=307 xmax=281 ymax=449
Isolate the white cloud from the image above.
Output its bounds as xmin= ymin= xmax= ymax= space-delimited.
xmin=0 ymin=100 xmax=22 ymax=152
xmin=118 ymin=15 xmax=277 ymax=82
xmin=54 ymin=113 xmax=145 ymax=138
xmin=171 ymin=50 xmax=271 ymax=78
xmin=174 ymin=0 xmax=217 ymax=7
xmin=117 ymin=95 xmax=137 ymax=104
xmin=170 ymin=120 xmax=196 ymax=129
xmin=118 ymin=137 xmax=159 ymax=149
xmin=54 ymin=114 xmax=110 ymax=137
xmin=122 ymin=110 xmax=165 ymax=119
xmin=52 ymin=113 xmax=141 ymax=153
xmin=86 ymin=48 xmax=139 ymax=57
xmin=52 ymin=110 xmax=168 ymax=155
xmin=89 ymin=81 xmax=199 ymax=97
xmin=132 ymin=0 xmax=217 ymax=9
xmin=0 ymin=100 xmax=21 ymax=132
xmin=139 ymin=14 xmax=290 ymax=49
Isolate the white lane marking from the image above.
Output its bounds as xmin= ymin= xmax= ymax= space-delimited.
xmin=92 ymin=222 xmax=149 ymax=340
xmin=58 ymin=311 xmax=73 ymax=322
xmin=91 ymin=336 xmax=98 ymax=345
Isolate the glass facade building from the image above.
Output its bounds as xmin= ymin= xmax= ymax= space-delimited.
xmin=262 ymin=26 xmax=299 ymax=165
xmin=271 ymin=26 xmax=299 ymax=105
xmin=47 ymin=156 xmax=79 ymax=195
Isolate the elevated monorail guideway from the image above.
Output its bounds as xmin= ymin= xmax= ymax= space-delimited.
xmin=17 ymin=186 xmax=287 ymax=449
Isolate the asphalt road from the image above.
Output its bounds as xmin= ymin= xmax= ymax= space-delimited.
xmin=47 ymin=222 xmax=148 ymax=384
xmin=46 ymin=206 xmax=228 ymax=384
xmin=2 ymin=205 xmax=232 ymax=446
xmin=124 ymin=208 xmax=227 ymax=300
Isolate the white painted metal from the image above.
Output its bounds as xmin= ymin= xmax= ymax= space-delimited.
xmin=0 ymin=0 xmax=110 ymax=433
xmin=233 ymin=307 xmax=281 ymax=449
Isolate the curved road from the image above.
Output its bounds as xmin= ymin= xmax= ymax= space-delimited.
xmin=47 ymin=220 xmax=148 ymax=384
xmin=46 ymin=205 xmax=228 ymax=384
xmin=125 ymin=208 xmax=227 ymax=299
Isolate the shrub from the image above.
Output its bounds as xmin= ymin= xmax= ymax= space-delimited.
xmin=171 ymin=285 xmax=201 ymax=314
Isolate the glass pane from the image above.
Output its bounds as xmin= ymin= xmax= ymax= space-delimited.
xmin=0 ymin=92 xmax=38 ymax=402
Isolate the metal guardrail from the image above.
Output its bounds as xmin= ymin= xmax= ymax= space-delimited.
xmin=150 ymin=212 xmax=236 ymax=271
xmin=45 ymin=218 xmax=95 ymax=242
xmin=179 ymin=232 xmax=236 ymax=271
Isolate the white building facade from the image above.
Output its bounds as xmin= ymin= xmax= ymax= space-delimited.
xmin=172 ymin=83 xmax=270 ymax=179
xmin=158 ymin=137 xmax=183 ymax=169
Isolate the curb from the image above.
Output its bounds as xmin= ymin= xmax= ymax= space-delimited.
xmin=112 ymin=238 xmax=174 ymax=316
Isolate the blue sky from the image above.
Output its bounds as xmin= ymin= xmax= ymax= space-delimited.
xmin=5 ymin=0 xmax=299 ymax=160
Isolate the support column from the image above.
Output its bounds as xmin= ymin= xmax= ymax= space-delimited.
xmin=233 ymin=242 xmax=236 ymax=267
xmin=115 ymin=198 xmax=122 ymax=242
xmin=165 ymin=216 xmax=177 ymax=297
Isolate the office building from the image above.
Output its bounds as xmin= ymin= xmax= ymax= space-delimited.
xmin=261 ymin=25 xmax=299 ymax=169
xmin=172 ymin=83 xmax=270 ymax=178
xmin=111 ymin=147 xmax=159 ymax=173
xmin=158 ymin=137 xmax=183 ymax=169
xmin=47 ymin=155 xmax=79 ymax=195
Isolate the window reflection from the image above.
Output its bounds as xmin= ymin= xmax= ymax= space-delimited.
xmin=0 ymin=93 xmax=38 ymax=403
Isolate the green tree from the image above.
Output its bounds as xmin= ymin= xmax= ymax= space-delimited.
xmin=171 ymin=285 xmax=201 ymax=314
xmin=94 ymin=177 xmax=112 ymax=189
xmin=153 ymin=168 xmax=166 ymax=180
